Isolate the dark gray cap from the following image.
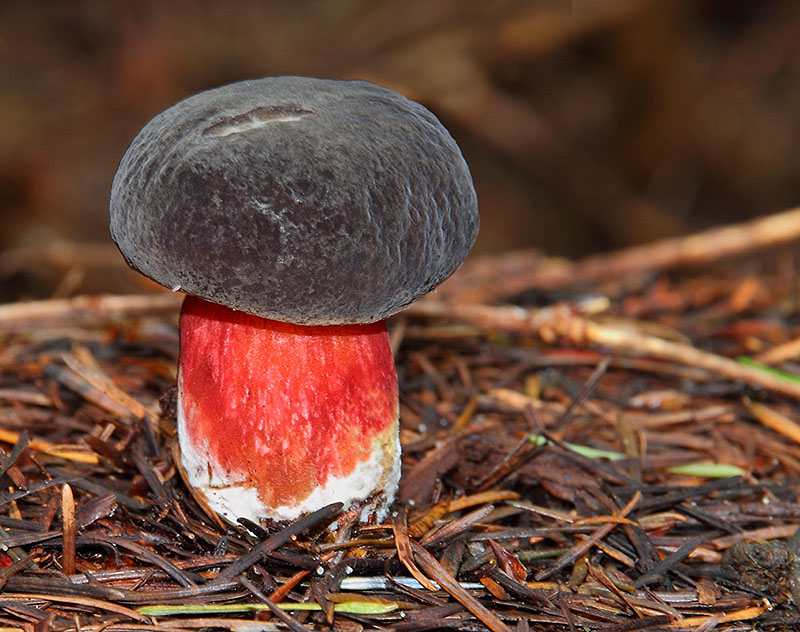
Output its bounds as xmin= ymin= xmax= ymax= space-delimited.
xmin=110 ymin=76 xmax=479 ymax=325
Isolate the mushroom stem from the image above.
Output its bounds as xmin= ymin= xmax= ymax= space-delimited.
xmin=177 ymin=296 xmax=400 ymax=524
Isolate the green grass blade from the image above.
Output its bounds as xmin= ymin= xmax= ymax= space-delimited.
xmin=737 ymin=356 xmax=800 ymax=384
xmin=138 ymin=600 xmax=398 ymax=617
xmin=529 ymin=434 xmax=626 ymax=460
xmin=665 ymin=462 xmax=745 ymax=478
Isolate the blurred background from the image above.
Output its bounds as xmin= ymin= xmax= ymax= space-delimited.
xmin=2 ymin=0 xmax=800 ymax=302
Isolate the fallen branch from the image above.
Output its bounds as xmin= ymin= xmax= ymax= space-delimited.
xmin=0 ymin=292 xmax=182 ymax=326
xmin=444 ymin=206 xmax=800 ymax=303
xmin=406 ymin=301 xmax=800 ymax=400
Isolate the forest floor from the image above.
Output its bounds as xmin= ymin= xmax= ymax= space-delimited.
xmin=1 ymin=209 xmax=800 ymax=631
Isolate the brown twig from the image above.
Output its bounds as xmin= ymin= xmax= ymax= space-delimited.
xmin=212 ymin=502 xmax=343 ymax=584
xmin=407 ymin=301 xmax=800 ymax=400
xmin=0 ymin=592 xmax=149 ymax=622
xmin=0 ymin=292 xmax=182 ymax=326
xmin=446 ymin=206 xmax=800 ymax=303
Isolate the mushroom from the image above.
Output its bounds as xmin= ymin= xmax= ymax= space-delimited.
xmin=109 ymin=76 xmax=479 ymax=524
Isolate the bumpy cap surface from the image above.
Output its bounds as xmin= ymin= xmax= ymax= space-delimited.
xmin=110 ymin=76 xmax=479 ymax=324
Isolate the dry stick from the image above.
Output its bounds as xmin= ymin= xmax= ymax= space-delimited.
xmin=409 ymin=540 xmax=512 ymax=632
xmin=0 ymin=292 xmax=182 ymax=324
xmin=631 ymin=535 xmax=706 ymax=589
xmin=454 ymin=205 xmax=800 ymax=303
xmin=0 ymin=476 xmax=80 ymax=508
xmin=84 ymin=534 xmax=197 ymax=588
xmin=551 ymin=355 xmax=611 ymax=435
xmin=212 ymin=502 xmax=343 ymax=584
xmin=0 ymin=592 xmax=148 ymax=623
xmin=419 ymin=504 xmax=496 ymax=548
xmin=61 ymin=484 xmax=76 ymax=576
xmin=0 ymin=432 xmax=30 ymax=480
xmin=407 ymin=301 xmax=800 ymax=401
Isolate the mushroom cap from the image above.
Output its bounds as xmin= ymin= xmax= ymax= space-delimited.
xmin=110 ymin=76 xmax=479 ymax=325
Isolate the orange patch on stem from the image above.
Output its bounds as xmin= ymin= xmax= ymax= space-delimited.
xmin=178 ymin=296 xmax=398 ymax=509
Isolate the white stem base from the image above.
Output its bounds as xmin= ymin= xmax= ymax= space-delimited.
xmin=177 ymin=395 xmax=401 ymax=524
